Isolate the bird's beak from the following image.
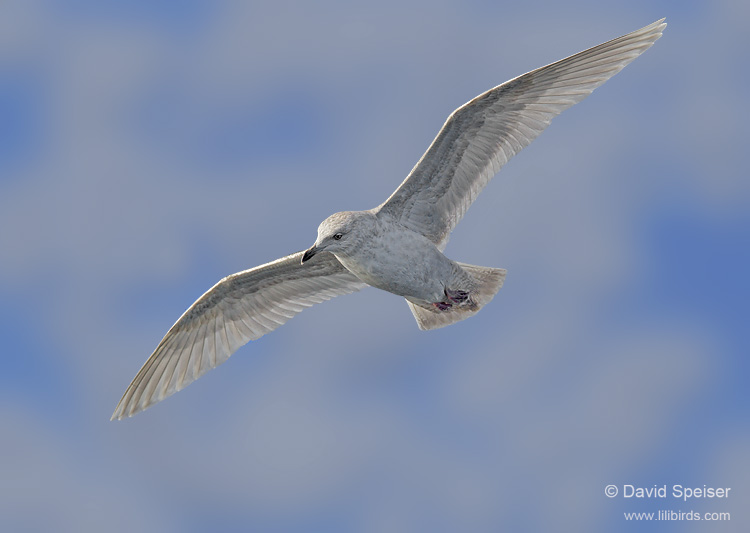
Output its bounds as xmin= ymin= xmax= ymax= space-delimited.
xmin=301 ymin=245 xmax=318 ymax=264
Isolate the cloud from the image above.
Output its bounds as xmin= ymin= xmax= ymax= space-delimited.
xmin=0 ymin=1 xmax=747 ymax=531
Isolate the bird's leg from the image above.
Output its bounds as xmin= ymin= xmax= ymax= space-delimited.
xmin=444 ymin=288 xmax=469 ymax=303
xmin=432 ymin=301 xmax=452 ymax=311
xmin=431 ymin=288 xmax=470 ymax=311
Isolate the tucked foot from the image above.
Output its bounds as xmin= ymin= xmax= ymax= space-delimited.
xmin=444 ymin=288 xmax=470 ymax=303
xmin=432 ymin=301 xmax=452 ymax=311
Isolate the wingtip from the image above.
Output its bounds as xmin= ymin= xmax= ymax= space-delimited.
xmin=627 ymin=18 xmax=666 ymax=47
xmin=111 ymin=394 xmax=131 ymax=421
xmin=111 ymin=399 xmax=147 ymax=420
xmin=649 ymin=17 xmax=667 ymax=33
xmin=111 ymin=395 xmax=142 ymax=420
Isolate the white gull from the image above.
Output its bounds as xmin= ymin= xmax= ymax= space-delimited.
xmin=112 ymin=19 xmax=666 ymax=419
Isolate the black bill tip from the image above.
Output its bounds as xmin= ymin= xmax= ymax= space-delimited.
xmin=301 ymin=246 xmax=317 ymax=264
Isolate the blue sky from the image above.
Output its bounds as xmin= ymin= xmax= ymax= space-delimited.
xmin=1 ymin=1 xmax=748 ymax=531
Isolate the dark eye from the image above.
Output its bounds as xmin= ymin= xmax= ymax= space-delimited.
xmin=332 ymin=233 xmax=343 ymax=240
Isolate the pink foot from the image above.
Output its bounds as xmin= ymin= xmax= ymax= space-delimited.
xmin=432 ymin=301 xmax=452 ymax=311
xmin=444 ymin=288 xmax=469 ymax=303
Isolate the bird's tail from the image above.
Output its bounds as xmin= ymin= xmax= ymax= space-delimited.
xmin=406 ymin=263 xmax=506 ymax=330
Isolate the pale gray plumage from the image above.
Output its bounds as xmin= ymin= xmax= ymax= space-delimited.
xmin=112 ymin=19 xmax=665 ymax=420
xmin=380 ymin=18 xmax=666 ymax=250
xmin=112 ymin=253 xmax=366 ymax=419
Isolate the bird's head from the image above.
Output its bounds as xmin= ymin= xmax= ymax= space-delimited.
xmin=301 ymin=210 xmax=373 ymax=264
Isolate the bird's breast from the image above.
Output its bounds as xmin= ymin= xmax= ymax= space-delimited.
xmin=336 ymin=228 xmax=452 ymax=301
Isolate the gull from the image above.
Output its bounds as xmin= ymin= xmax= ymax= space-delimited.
xmin=112 ymin=19 xmax=665 ymax=419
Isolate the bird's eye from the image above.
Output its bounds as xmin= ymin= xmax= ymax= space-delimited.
xmin=333 ymin=233 xmax=343 ymax=240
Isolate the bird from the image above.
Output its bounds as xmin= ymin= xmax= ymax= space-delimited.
xmin=112 ymin=19 xmax=666 ymax=419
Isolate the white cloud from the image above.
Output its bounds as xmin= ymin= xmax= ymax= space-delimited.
xmin=0 ymin=1 xmax=746 ymax=531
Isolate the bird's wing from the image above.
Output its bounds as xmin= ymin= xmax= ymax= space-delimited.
xmin=112 ymin=251 xmax=366 ymax=419
xmin=378 ymin=19 xmax=665 ymax=249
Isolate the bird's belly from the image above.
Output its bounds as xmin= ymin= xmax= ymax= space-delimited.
xmin=336 ymin=236 xmax=452 ymax=302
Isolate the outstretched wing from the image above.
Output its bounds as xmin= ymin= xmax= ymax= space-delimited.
xmin=378 ymin=19 xmax=665 ymax=249
xmin=112 ymin=251 xmax=366 ymax=419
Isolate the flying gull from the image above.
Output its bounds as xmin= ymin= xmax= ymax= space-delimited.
xmin=112 ymin=19 xmax=666 ymax=419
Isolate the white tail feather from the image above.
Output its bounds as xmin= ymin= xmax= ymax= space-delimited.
xmin=407 ymin=264 xmax=506 ymax=330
